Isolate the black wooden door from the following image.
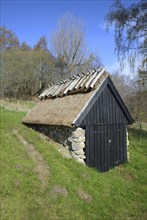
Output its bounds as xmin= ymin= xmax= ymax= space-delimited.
xmin=85 ymin=125 xmax=127 ymax=172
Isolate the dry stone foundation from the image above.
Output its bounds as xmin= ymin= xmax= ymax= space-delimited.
xmin=65 ymin=128 xmax=86 ymax=165
xmin=28 ymin=124 xmax=72 ymax=144
xmin=29 ymin=124 xmax=86 ymax=164
xmin=126 ymin=129 xmax=130 ymax=161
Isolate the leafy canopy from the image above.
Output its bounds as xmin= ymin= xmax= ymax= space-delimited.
xmin=106 ymin=0 xmax=147 ymax=71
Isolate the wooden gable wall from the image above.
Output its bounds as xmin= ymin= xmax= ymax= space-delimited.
xmin=80 ymin=84 xmax=129 ymax=126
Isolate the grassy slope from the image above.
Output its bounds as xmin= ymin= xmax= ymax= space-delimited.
xmin=0 ymin=107 xmax=147 ymax=220
xmin=0 ymin=99 xmax=36 ymax=113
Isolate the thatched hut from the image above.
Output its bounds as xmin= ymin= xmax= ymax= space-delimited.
xmin=23 ymin=68 xmax=133 ymax=172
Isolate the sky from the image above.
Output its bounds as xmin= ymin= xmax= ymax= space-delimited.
xmin=1 ymin=0 xmax=138 ymax=74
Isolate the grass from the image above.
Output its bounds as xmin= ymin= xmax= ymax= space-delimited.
xmin=132 ymin=122 xmax=147 ymax=132
xmin=0 ymin=98 xmax=36 ymax=112
xmin=0 ymin=107 xmax=147 ymax=220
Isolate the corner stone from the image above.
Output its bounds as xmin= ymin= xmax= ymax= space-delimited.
xmin=72 ymin=128 xmax=85 ymax=138
xmin=72 ymin=142 xmax=85 ymax=151
xmin=74 ymin=149 xmax=85 ymax=155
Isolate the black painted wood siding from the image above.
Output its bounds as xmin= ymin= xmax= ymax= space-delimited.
xmin=81 ymin=85 xmax=129 ymax=126
xmin=85 ymin=124 xmax=127 ymax=172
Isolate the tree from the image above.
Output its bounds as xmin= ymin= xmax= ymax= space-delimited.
xmin=34 ymin=36 xmax=48 ymax=52
xmin=111 ymin=71 xmax=133 ymax=100
xmin=51 ymin=13 xmax=99 ymax=77
xmin=21 ymin=41 xmax=31 ymax=51
xmin=0 ymin=27 xmax=58 ymax=99
xmin=0 ymin=26 xmax=20 ymax=51
xmin=111 ymin=70 xmax=147 ymax=122
xmin=0 ymin=50 xmax=56 ymax=99
xmin=106 ymin=0 xmax=147 ymax=71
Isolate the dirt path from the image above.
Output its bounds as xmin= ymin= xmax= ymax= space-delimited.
xmin=12 ymin=129 xmax=51 ymax=191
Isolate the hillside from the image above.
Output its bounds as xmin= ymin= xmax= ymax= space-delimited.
xmin=0 ymin=107 xmax=147 ymax=220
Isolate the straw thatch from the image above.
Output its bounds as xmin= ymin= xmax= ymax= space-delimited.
xmin=23 ymin=91 xmax=94 ymax=127
xmin=23 ymin=69 xmax=108 ymax=127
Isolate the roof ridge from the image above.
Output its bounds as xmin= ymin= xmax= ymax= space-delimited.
xmin=39 ymin=67 xmax=106 ymax=99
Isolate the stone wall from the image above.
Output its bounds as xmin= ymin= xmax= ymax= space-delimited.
xmin=126 ymin=129 xmax=130 ymax=161
xmin=28 ymin=124 xmax=86 ymax=164
xmin=29 ymin=124 xmax=72 ymax=144
xmin=65 ymin=128 xmax=86 ymax=165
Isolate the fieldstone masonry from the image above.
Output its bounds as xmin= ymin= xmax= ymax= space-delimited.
xmin=29 ymin=124 xmax=86 ymax=164
xmin=29 ymin=124 xmax=72 ymax=144
xmin=126 ymin=129 xmax=130 ymax=161
xmin=66 ymin=128 xmax=86 ymax=165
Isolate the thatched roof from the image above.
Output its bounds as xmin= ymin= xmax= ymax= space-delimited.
xmin=23 ymin=68 xmax=108 ymax=127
